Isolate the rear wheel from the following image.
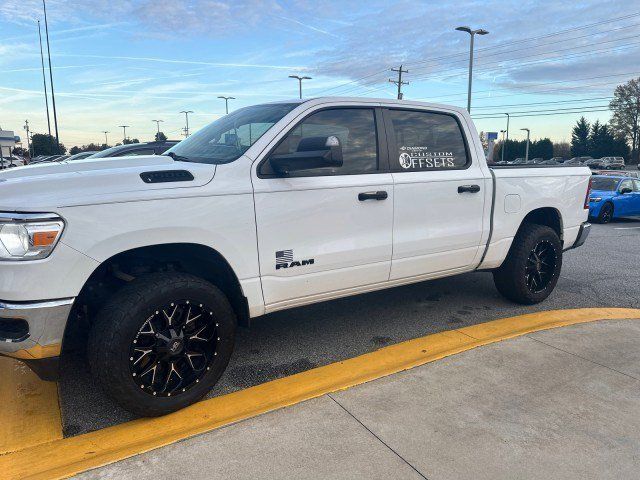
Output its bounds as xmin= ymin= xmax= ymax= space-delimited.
xmin=88 ymin=272 xmax=236 ymax=417
xmin=596 ymin=202 xmax=614 ymax=224
xmin=493 ymin=224 xmax=562 ymax=305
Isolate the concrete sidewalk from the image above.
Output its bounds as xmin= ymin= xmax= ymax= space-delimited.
xmin=77 ymin=320 xmax=640 ymax=480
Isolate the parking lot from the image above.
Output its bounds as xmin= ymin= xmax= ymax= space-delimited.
xmin=57 ymin=219 xmax=640 ymax=436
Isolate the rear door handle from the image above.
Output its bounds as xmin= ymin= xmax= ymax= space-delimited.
xmin=358 ymin=190 xmax=388 ymax=201
xmin=458 ymin=184 xmax=481 ymax=193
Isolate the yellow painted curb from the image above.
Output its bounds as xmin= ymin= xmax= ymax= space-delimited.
xmin=2 ymin=307 xmax=640 ymax=480
xmin=0 ymin=357 xmax=62 ymax=455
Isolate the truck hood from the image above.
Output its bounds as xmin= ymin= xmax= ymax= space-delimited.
xmin=0 ymin=155 xmax=216 ymax=211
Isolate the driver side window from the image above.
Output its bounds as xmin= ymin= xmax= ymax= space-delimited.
xmin=619 ymin=179 xmax=633 ymax=192
xmin=260 ymin=108 xmax=378 ymax=177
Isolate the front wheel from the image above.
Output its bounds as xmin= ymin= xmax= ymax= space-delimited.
xmin=88 ymin=272 xmax=236 ymax=417
xmin=493 ymin=224 xmax=562 ymax=305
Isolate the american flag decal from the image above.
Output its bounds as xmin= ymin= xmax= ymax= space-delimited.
xmin=276 ymin=249 xmax=294 ymax=265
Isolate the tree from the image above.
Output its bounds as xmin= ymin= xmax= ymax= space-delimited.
xmin=609 ymin=77 xmax=640 ymax=164
xmin=12 ymin=146 xmax=28 ymax=157
xmin=69 ymin=146 xmax=82 ymax=155
xmin=553 ymin=141 xmax=571 ymax=159
xmin=571 ymin=117 xmax=590 ymax=157
xmin=123 ymin=138 xmax=140 ymax=145
xmin=155 ymin=131 xmax=167 ymax=142
xmin=530 ymin=138 xmax=553 ymax=159
xmin=31 ymin=133 xmax=66 ymax=156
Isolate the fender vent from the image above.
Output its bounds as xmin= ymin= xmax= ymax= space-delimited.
xmin=140 ymin=170 xmax=195 ymax=183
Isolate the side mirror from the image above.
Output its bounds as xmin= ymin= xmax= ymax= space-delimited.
xmin=620 ymin=187 xmax=633 ymax=194
xmin=269 ymin=136 xmax=343 ymax=175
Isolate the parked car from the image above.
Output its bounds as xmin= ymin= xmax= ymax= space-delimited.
xmin=594 ymin=170 xmax=640 ymax=179
xmin=585 ymin=158 xmax=604 ymax=169
xmin=87 ymin=141 xmax=179 ymax=159
xmin=0 ymin=156 xmax=24 ymax=169
xmin=530 ymin=157 xmax=544 ymax=164
xmin=588 ymin=175 xmax=640 ymax=223
xmin=0 ymin=97 xmax=592 ymax=416
xmin=564 ymin=157 xmax=585 ymax=166
xmin=600 ymin=156 xmax=625 ymax=170
xmin=64 ymin=151 xmax=99 ymax=161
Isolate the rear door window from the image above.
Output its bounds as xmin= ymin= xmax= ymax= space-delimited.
xmin=385 ymin=109 xmax=469 ymax=172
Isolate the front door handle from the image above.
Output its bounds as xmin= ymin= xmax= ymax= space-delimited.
xmin=458 ymin=184 xmax=481 ymax=193
xmin=358 ymin=190 xmax=388 ymax=201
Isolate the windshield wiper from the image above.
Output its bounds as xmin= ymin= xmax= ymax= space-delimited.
xmin=164 ymin=151 xmax=191 ymax=162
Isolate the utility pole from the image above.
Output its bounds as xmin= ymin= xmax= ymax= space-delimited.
xmin=102 ymin=130 xmax=109 ymax=146
xmin=288 ymin=75 xmax=312 ymax=99
xmin=504 ymin=113 xmax=510 ymax=161
xmin=37 ymin=21 xmax=51 ymax=141
xmin=455 ymin=26 xmax=489 ymax=112
xmin=217 ymin=96 xmax=235 ymax=115
xmin=521 ymin=128 xmax=531 ymax=163
xmin=119 ymin=125 xmax=129 ymax=143
xmin=152 ymin=119 xmax=163 ymax=140
xmin=389 ymin=65 xmax=409 ymax=100
xmin=24 ymin=120 xmax=32 ymax=159
xmin=500 ymin=130 xmax=506 ymax=163
xmin=180 ymin=110 xmax=193 ymax=137
xmin=43 ymin=0 xmax=60 ymax=154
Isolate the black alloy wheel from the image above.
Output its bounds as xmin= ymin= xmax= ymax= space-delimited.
xmin=130 ymin=300 xmax=219 ymax=398
xmin=598 ymin=203 xmax=613 ymax=224
xmin=524 ymin=240 xmax=557 ymax=294
xmin=88 ymin=273 xmax=236 ymax=417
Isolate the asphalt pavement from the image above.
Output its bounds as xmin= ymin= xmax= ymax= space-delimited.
xmin=58 ymin=218 xmax=640 ymax=435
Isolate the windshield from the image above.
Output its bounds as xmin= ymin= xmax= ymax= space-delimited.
xmin=591 ymin=177 xmax=620 ymax=191
xmin=165 ymin=103 xmax=299 ymax=164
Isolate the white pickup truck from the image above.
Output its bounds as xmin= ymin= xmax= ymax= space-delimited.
xmin=0 ymin=98 xmax=591 ymax=416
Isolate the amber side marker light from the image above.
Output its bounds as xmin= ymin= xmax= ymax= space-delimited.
xmin=32 ymin=231 xmax=59 ymax=247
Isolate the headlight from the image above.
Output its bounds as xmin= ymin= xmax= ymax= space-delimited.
xmin=589 ymin=197 xmax=602 ymax=203
xmin=0 ymin=213 xmax=64 ymax=261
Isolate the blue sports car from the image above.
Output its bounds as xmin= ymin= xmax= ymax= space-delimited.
xmin=588 ymin=175 xmax=640 ymax=223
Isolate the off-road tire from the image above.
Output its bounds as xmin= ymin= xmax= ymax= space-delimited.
xmin=88 ymin=272 xmax=236 ymax=417
xmin=493 ymin=224 xmax=562 ymax=305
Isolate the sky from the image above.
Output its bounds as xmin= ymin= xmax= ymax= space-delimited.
xmin=1 ymin=0 xmax=639 ymax=148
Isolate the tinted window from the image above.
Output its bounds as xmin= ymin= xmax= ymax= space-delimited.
xmin=591 ymin=177 xmax=619 ymax=191
xmin=121 ymin=149 xmax=155 ymax=156
xmin=262 ymin=108 xmax=378 ymax=177
xmin=166 ymin=103 xmax=298 ymax=164
xmin=387 ymin=110 xmax=468 ymax=171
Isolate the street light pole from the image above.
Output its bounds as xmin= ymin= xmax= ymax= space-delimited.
xmin=24 ymin=120 xmax=31 ymax=159
xmin=42 ymin=0 xmax=60 ymax=154
xmin=217 ymin=96 xmax=235 ymax=115
xmin=500 ymin=129 xmax=506 ymax=163
xmin=289 ymin=75 xmax=312 ymax=99
xmin=102 ymin=130 xmax=109 ymax=146
xmin=152 ymin=119 xmax=163 ymax=140
xmin=119 ymin=125 xmax=129 ymax=143
xmin=180 ymin=110 xmax=193 ymax=137
xmin=36 ymin=21 xmax=51 ymax=140
xmin=503 ymin=113 xmax=510 ymax=161
xmin=455 ymin=26 xmax=489 ymax=113
xmin=521 ymin=128 xmax=531 ymax=163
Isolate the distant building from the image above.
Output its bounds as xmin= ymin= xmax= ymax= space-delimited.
xmin=0 ymin=130 xmax=20 ymax=159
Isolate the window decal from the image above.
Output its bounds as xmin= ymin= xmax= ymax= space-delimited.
xmin=398 ymin=146 xmax=456 ymax=169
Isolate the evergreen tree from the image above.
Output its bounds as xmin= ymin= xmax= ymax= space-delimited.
xmin=571 ymin=117 xmax=590 ymax=157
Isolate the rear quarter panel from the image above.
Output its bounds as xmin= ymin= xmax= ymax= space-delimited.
xmin=479 ymin=166 xmax=590 ymax=269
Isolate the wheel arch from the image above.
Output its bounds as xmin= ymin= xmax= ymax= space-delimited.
xmin=63 ymin=243 xmax=249 ymax=352
xmin=517 ymin=207 xmax=564 ymax=243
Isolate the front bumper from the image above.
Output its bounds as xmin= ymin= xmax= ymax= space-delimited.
xmin=567 ymin=222 xmax=591 ymax=250
xmin=0 ymin=298 xmax=74 ymax=361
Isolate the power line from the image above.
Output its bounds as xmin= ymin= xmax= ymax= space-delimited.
xmin=319 ymin=12 xmax=640 ymax=98
xmin=471 ymin=96 xmax=613 ymax=109
xmin=473 ymin=104 xmax=610 ymax=117
xmin=473 ymin=108 xmax=611 ymax=119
